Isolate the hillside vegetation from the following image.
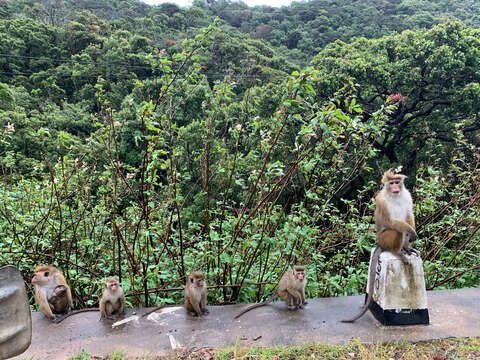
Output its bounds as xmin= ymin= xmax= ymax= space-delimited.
xmin=0 ymin=0 xmax=478 ymax=309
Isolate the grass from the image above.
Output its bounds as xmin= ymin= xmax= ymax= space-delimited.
xmin=66 ymin=337 xmax=480 ymax=360
xmin=213 ymin=337 xmax=480 ymax=360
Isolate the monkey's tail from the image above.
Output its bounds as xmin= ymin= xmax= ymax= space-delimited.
xmin=234 ymin=293 xmax=279 ymax=319
xmin=340 ymin=246 xmax=382 ymax=323
xmin=141 ymin=305 xmax=171 ymax=318
xmin=52 ymin=308 xmax=99 ymax=324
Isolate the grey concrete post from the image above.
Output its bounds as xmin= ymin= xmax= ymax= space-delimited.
xmin=366 ymin=250 xmax=429 ymax=325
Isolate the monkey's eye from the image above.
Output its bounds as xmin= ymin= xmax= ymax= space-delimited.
xmin=44 ymin=271 xmax=49 ymax=277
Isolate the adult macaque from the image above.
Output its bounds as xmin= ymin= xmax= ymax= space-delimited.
xmin=234 ymin=265 xmax=307 ymax=319
xmin=376 ymin=170 xmax=419 ymax=259
xmin=99 ymin=278 xmax=125 ymax=319
xmin=184 ymin=271 xmax=209 ymax=316
xmin=342 ymin=169 xmax=419 ymax=323
xmin=32 ymin=265 xmax=73 ymax=320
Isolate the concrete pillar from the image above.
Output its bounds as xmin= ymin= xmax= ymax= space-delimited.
xmin=366 ymin=249 xmax=429 ymax=325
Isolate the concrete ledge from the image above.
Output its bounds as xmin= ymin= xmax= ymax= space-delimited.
xmin=13 ymin=288 xmax=480 ymax=360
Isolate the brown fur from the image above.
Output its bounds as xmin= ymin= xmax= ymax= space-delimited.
xmin=99 ymin=278 xmax=125 ymax=319
xmin=381 ymin=169 xmax=407 ymax=184
xmin=32 ymin=265 xmax=73 ymax=320
xmin=234 ymin=265 xmax=307 ymax=319
xmin=341 ymin=170 xmax=419 ymax=323
xmin=184 ymin=271 xmax=208 ymax=316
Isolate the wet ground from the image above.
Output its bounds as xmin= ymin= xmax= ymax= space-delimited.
xmin=14 ymin=288 xmax=480 ymax=359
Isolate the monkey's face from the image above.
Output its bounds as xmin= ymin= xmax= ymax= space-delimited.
xmin=295 ymin=270 xmax=306 ymax=282
xmin=387 ymin=180 xmax=403 ymax=195
xmin=32 ymin=270 xmax=51 ymax=286
xmin=107 ymin=282 xmax=119 ymax=292
xmin=191 ymin=276 xmax=205 ymax=287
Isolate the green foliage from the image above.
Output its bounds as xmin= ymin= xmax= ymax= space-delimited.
xmin=0 ymin=1 xmax=478 ymax=310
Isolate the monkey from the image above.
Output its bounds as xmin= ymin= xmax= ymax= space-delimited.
xmin=184 ymin=271 xmax=209 ymax=316
xmin=376 ymin=170 xmax=419 ymax=259
xmin=54 ymin=278 xmax=126 ymax=324
xmin=99 ymin=278 xmax=125 ymax=319
xmin=32 ymin=265 xmax=73 ymax=321
xmin=341 ymin=169 xmax=419 ymax=323
xmin=48 ymin=284 xmax=70 ymax=314
xmin=234 ymin=265 xmax=307 ymax=319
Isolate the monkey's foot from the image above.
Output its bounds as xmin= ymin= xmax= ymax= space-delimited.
xmin=410 ymin=248 xmax=421 ymax=256
xmin=202 ymin=309 xmax=209 ymax=314
xmin=403 ymin=247 xmax=420 ymax=257
xmin=287 ymin=305 xmax=296 ymax=311
xmin=302 ymin=300 xmax=308 ymax=305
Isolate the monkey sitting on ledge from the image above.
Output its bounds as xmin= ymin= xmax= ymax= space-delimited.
xmin=234 ymin=265 xmax=307 ymax=319
xmin=32 ymin=265 xmax=73 ymax=321
xmin=184 ymin=271 xmax=209 ymax=316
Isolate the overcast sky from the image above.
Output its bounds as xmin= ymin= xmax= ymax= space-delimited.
xmin=141 ymin=0 xmax=294 ymax=7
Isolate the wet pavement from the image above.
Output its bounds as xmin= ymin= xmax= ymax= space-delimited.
xmin=14 ymin=288 xmax=480 ymax=359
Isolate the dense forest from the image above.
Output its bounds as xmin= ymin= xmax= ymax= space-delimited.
xmin=0 ymin=0 xmax=478 ymax=309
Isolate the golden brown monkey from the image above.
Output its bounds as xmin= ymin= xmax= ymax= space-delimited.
xmin=184 ymin=271 xmax=209 ymax=316
xmin=234 ymin=265 xmax=307 ymax=319
xmin=341 ymin=170 xmax=419 ymax=323
xmin=32 ymin=265 xmax=73 ymax=321
xmin=54 ymin=278 xmax=126 ymax=324
xmin=99 ymin=278 xmax=125 ymax=319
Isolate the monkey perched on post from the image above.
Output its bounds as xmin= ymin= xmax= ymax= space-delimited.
xmin=99 ymin=278 xmax=125 ymax=319
xmin=184 ymin=271 xmax=209 ymax=316
xmin=234 ymin=265 xmax=307 ymax=319
xmin=341 ymin=169 xmax=419 ymax=323
xmin=32 ymin=265 xmax=73 ymax=321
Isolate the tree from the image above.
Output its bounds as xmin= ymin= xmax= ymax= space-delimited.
xmin=311 ymin=22 xmax=480 ymax=171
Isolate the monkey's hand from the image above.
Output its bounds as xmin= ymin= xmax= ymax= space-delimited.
xmin=408 ymin=228 xmax=418 ymax=241
xmin=52 ymin=285 xmax=67 ymax=297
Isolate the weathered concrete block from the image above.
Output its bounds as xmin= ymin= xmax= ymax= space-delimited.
xmin=0 ymin=265 xmax=32 ymax=359
xmin=366 ymin=249 xmax=429 ymax=325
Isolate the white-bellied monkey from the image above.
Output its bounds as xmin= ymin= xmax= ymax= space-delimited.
xmin=342 ymin=169 xmax=419 ymax=323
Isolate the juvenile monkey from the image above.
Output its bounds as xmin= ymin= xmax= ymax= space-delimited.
xmin=54 ymin=278 xmax=126 ymax=323
xmin=99 ymin=278 xmax=125 ymax=319
xmin=32 ymin=265 xmax=73 ymax=321
xmin=234 ymin=265 xmax=307 ymax=319
xmin=341 ymin=169 xmax=419 ymax=323
xmin=184 ymin=271 xmax=209 ymax=316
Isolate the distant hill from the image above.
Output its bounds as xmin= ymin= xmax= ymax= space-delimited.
xmin=3 ymin=0 xmax=480 ymax=65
